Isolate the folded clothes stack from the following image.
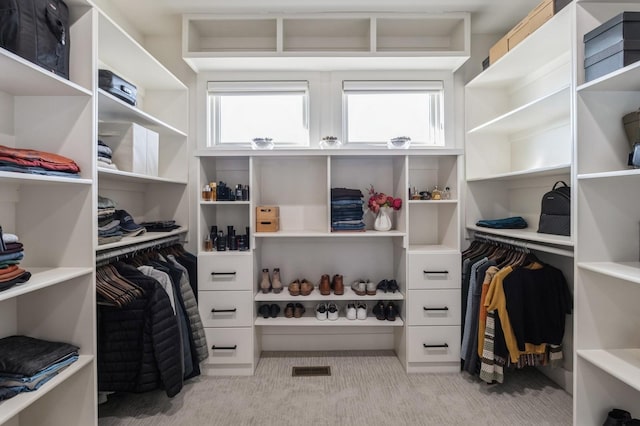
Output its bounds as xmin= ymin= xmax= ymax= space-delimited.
xmin=476 ymin=216 xmax=528 ymax=229
xmin=141 ymin=220 xmax=180 ymax=232
xmin=97 ymin=140 xmax=118 ymax=170
xmin=0 ymin=335 xmax=79 ymax=402
xmin=98 ymin=195 xmax=122 ymax=245
xmin=331 ymin=188 xmax=365 ymax=232
xmin=0 ymin=144 xmax=80 ymax=178
xmin=0 ymin=228 xmax=31 ymax=292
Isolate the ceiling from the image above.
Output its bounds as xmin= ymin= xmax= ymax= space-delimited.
xmin=104 ymin=0 xmax=541 ymax=37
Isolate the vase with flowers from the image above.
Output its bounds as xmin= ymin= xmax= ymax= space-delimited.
xmin=367 ymin=185 xmax=402 ymax=231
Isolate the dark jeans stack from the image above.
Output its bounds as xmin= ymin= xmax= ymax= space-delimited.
xmin=98 ymin=195 xmax=123 ymax=245
xmin=0 ymin=335 xmax=79 ymax=401
xmin=331 ymin=188 xmax=364 ymax=232
xmin=0 ymin=228 xmax=30 ymax=292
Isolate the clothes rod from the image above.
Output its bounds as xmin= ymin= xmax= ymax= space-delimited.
xmin=95 ymin=235 xmax=183 ymax=264
xmin=472 ymin=232 xmax=574 ymax=258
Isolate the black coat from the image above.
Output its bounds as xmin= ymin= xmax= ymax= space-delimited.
xmin=97 ymin=262 xmax=183 ymax=397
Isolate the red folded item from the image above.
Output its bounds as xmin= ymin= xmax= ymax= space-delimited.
xmin=0 ymin=145 xmax=80 ymax=173
xmin=0 ymin=266 xmax=26 ymax=282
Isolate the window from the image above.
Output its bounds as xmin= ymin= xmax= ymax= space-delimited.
xmin=207 ymin=81 xmax=309 ymax=147
xmin=343 ymin=81 xmax=444 ymax=146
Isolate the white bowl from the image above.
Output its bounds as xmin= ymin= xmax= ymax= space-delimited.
xmin=388 ymin=137 xmax=411 ymax=149
xmin=251 ymin=138 xmax=274 ymax=150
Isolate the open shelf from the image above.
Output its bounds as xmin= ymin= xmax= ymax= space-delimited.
xmin=0 ymin=172 xmax=92 ymax=186
xmin=578 ymin=262 xmax=640 ymax=284
xmin=255 ymin=230 xmax=406 ymax=238
xmin=200 ymin=201 xmax=251 ymax=205
xmin=466 ymin=225 xmax=574 ymax=247
xmin=468 ymin=164 xmax=571 ymax=182
xmin=255 ymin=316 xmax=404 ymax=327
xmin=407 ymin=244 xmax=459 ymax=254
xmin=98 ymin=168 xmax=187 ymax=185
xmin=0 ymin=267 xmax=93 ymax=303
xmin=578 ymin=169 xmax=640 ymax=181
xmin=408 ymin=200 xmax=458 ymax=204
xmin=578 ymin=349 xmax=640 ymax=392
xmin=0 ymin=355 xmax=93 ymax=425
xmin=96 ymin=227 xmax=187 ymax=252
xmin=255 ymin=287 xmax=405 ymax=302
xmin=578 ymin=57 xmax=640 ymax=93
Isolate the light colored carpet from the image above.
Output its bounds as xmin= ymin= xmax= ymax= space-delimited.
xmin=98 ymin=351 xmax=572 ymax=426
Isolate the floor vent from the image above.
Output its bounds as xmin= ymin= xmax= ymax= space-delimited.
xmin=292 ymin=366 xmax=331 ymax=377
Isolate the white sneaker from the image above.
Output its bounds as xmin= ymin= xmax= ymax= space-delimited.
xmin=327 ymin=302 xmax=339 ymax=321
xmin=316 ymin=303 xmax=327 ymax=320
xmin=365 ymin=280 xmax=377 ymax=295
xmin=346 ymin=303 xmax=357 ymax=320
xmin=357 ymin=303 xmax=367 ymax=320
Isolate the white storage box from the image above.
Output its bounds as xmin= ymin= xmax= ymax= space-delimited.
xmin=100 ymin=122 xmax=159 ymax=176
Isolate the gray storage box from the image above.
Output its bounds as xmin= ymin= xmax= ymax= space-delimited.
xmin=584 ymin=40 xmax=640 ymax=82
xmin=584 ymin=12 xmax=640 ymax=58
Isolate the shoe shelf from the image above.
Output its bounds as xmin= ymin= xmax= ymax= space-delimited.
xmin=0 ymin=267 xmax=93 ymax=303
xmin=254 ymin=316 xmax=404 ymax=327
xmin=96 ymin=227 xmax=188 ymax=252
xmin=466 ymin=225 xmax=574 ymax=247
xmin=254 ymin=287 xmax=405 ymax=302
xmin=577 ymin=349 xmax=640 ymax=392
xmin=98 ymin=169 xmax=188 ymax=185
xmin=578 ymin=262 xmax=640 ymax=285
xmin=0 ymin=355 xmax=94 ymax=425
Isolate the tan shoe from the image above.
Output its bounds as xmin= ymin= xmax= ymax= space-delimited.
xmin=319 ymin=274 xmax=331 ymax=295
xmin=332 ymin=274 xmax=344 ymax=295
xmin=288 ymin=279 xmax=301 ymax=296
xmin=272 ymin=268 xmax=283 ymax=293
xmin=260 ymin=268 xmax=271 ymax=293
xmin=300 ymin=278 xmax=314 ymax=296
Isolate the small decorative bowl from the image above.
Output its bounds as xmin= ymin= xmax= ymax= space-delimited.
xmin=251 ymin=138 xmax=274 ymax=150
xmin=388 ymin=136 xmax=411 ymax=149
xmin=319 ymin=136 xmax=342 ymax=149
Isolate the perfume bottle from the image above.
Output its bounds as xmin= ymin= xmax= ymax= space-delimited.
xmin=411 ymin=186 xmax=421 ymax=200
xmin=204 ymin=233 xmax=213 ymax=251
xmin=442 ymin=187 xmax=451 ymax=200
xmin=432 ymin=185 xmax=442 ymax=200
xmin=202 ymin=184 xmax=212 ymax=201
xmin=235 ymin=184 xmax=243 ymax=201
xmin=216 ymin=231 xmax=227 ymax=251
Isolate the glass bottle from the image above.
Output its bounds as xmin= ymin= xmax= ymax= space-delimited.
xmin=204 ymin=233 xmax=213 ymax=251
xmin=202 ymin=184 xmax=212 ymax=201
xmin=443 ymin=186 xmax=451 ymax=200
xmin=432 ymin=185 xmax=442 ymax=200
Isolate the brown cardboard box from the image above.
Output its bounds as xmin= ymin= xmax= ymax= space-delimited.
xmin=507 ymin=16 xmax=530 ymax=50
xmin=256 ymin=218 xmax=279 ymax=232
xmin=256 ymin=206 xmax=279 ymax=221
xmin=489 ymin=33 xmax=509 ymax=64
xmin=528 ymin=0 xmax=554 ymax=36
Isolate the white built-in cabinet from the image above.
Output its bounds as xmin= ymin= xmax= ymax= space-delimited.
xmin=195 ymin=150 xmax=462 ymax=375
xmin=573 ymin=1 xmax=640 ymax=425
xmin=95 ymin=10 xmax=190 ymax=252
xmin=0 ymin=1 xmax=96 ymax=425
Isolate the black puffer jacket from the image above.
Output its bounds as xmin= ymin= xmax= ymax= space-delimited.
xmin=97 ymin=262 xmax=183 ymax=397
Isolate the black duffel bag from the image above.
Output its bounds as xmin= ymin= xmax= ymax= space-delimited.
xmin=0 ymin=0 xmax=70 ymax=79
xmin=537 ymin=181 xmax=571 ymax=236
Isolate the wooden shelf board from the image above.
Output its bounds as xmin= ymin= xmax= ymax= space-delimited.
xmin=0 ymin=172 xmax=92 ymax=186
xmin=467 ymin=164 xmax=571 ymax=182
xmin=578 ymin=349 xmax=640 ymax=392
xmin=467 ymin=86 xmax=570 ymax=134
xmin=0 ymin=355 xmax=93 ymax=425
xmin=0 ymin=267 xmax=93 ymax=303
xmin=466 ymin=225 xmax=574 ymax=247
xmin=578 ymin=262 xmax=640 ymax=284
xmin=255 ymin=316 xmax=404 ymax=327
xmin=98 ymin=168 xmax=187 ymax=185
xmin=96 ymin=228 xmax=188 ymax=252
xmin=254 ymin=287 xmax=405 ymax=302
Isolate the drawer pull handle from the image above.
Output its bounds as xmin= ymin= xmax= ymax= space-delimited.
xmin=211 ymin=272 xmax=237 ymax=276
xmin=423 ymin=270 xmax=448 ymax=275
xmin=423 ymin=306 xmax=449 ymax=311
xmin=211 ymin=308 xmax=237 ymax=313
xmin=211 ymin=345 xmax=237 ymax=350
xmin=423 ymin=343 xmax=449 ymax=349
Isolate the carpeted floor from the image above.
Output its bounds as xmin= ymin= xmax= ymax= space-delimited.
xmin=98 ymin=351 xmax=572 ymax=426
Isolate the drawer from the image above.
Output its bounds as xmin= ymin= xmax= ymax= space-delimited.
xmin=406 ymin=289 xmax=461 ymax=326
xmin=198 ymin=254 xmax=253 ymax=291
xmin=407 ymin=326 xmax=460 ymax=363
xmin=204 ymin=327 xmax=253 ymax=365
xmin=408 ymin=253 xmax=460 ymax=290
xmin=199 ymin=291 xmax=253 ymax=327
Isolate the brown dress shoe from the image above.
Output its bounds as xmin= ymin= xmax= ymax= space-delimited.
xmin=288 ymin=279 xmax=301 ymax=296
xmin=319 ymin=274 xmax=331 ymax=295
xmin=284 ymin=303 xmax=295 ymax=318
xmin=332 ymin=274 xmax=344 ymax=295
xmin=300 ymin=278 xmax=314 ymax=296
xmin=294 ymin=303 xmax=305 ymax=318
xmin=260 ymin=268 xmax=271 ymax=293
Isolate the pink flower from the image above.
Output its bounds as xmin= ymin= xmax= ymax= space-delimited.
xmin=392 ymin=198 xmax=402 ymax=210
xmin=375 ymin=193 xmax=388 ymax=206
xmin=367 ymin=185 xmax=402 ymax=212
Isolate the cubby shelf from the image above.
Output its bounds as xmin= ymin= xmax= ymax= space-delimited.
xmin=255 ymin=287 xmax=405 ymax=302
xmin=98 ymin=169 xmax=188 ymax=185
xmin=578 ymin=262 xmax=640 ymax=284
xmin=577 ymin=349 xmax=640 ymax=392
xmin=577 ymin=169 xmax=640 ymax=181
xmin=96 ymin=228 xmax=188 ymax=252
xmin=0 ymin=267 xmax=93 ymax=303
xmin=255 ymin=316 xmax=404 ymax=327
xmin=577 ymin=57 xmax=640 ymax=92
xmin=200 ymin=201 xmax=251 ymax=205
xmin=466 ymin=225 xmax=574 ymax=247
xmin=467 ymin=164 xmax=571 ymax=182
xmin=0 ymin=172 xmax=92 ymax=186
xmin=255 ymin=230 xmax=407 ymax=238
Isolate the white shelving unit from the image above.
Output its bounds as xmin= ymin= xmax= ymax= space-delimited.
xmin=182 ymin=13 xmax=470 ymax=71
xmin=196 ymin=151 xmax=461 ymax=373
xmin=0 ymin=1 xmax=97 ymax=424
xmin=574 ymin=1 xmax=640 ymax=424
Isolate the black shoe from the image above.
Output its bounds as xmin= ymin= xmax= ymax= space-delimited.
xmin=269 ymin=303 xmax=280 ymax=318
xmin=603 ymin=409 xmax=631 ymax=426
xmin=258 ymin=304 xmax=270 ymax=319
xmin=372 ymin=301 xmax=386 ymax=320
xmin=386 ymin=302 xmax=399 ymax=321
xmin=387 ymin=279 xmax=399 ymax=293
xmin=376 ymin=279 xmax=388 ymax=293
